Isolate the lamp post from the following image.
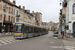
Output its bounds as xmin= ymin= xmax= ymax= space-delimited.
xmin=2 ymin=13 xmax=4 ymax=27
xmin=1 ymin=13 xmax=4 ymax=35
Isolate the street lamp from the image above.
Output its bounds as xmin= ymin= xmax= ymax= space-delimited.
xmin=2 ymin=13 xmax=4 ymax=27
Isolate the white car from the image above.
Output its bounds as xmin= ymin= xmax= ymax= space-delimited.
xmin=53 ymin=32 xmax=58 ymax=37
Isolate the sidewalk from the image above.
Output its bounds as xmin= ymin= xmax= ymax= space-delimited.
xmin=62 ymin=38 xmax=75 ymax=50
xmin=0 ymin=33 xmax=13 ymax=37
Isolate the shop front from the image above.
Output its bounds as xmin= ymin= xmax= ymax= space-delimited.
xmin=0 ymin=21 xmax=13 ymax=35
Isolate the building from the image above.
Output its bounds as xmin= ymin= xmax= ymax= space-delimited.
xmin=48 ymin=21 xmax=55 ymax=31
xmin=0 ymin=0 xmax=38 ymax=35
xmin=42 ymin=22 xmax=48 ymax=29
xmin=32 ymin=11 xmax=42 ymax=26
xmin=60 ymin=0 xmax=75 ymax=37
xmin=36 ymin=12 xmax=42 ymax=26
xmin=0 ymin=0 xmax=15 ymax=35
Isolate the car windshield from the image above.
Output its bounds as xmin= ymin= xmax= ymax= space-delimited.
xmin=54 ymin=32 xmax=58 ymax=34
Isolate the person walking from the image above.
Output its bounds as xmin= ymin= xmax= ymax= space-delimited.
xmin=61 ymin=32 xmax=63 ymax=39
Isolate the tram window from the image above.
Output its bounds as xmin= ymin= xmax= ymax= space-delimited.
xmin=29 ymin=27 xmax=33 ymax=33
xmin=25 ymin=26 xmax=29 ymax=33
xmin=34 ymin=27 xmax=37 ymax=33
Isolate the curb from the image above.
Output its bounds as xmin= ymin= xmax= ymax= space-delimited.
xmin=0 ymin=34 xmax=13 ymax=37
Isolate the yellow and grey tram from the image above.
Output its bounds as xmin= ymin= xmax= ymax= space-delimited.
xmin=13 ymin=22 xmax=48 ymax=39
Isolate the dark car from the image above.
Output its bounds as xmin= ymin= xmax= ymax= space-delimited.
xmin=53 ymin=32 xmax=58 ymax=37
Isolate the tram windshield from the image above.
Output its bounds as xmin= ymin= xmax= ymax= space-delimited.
xmin=14 ymin=25 xmax=22 ymax=33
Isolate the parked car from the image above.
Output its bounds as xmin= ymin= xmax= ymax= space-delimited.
xmin=53 ymin=32 xmax=58 ymax=37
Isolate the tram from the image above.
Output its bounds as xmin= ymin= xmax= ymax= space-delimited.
xmin=13 ymin=22 xmax=48 ymax=39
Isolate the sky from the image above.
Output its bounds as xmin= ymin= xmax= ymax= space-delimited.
xmin=10 ymin=0 xmax=61 ymax=23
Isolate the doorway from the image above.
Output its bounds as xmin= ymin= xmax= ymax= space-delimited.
xmin=73 ymin=22 xmax=75 ymax=37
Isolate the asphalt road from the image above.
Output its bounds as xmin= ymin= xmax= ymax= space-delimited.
xmin=0 ymin=31 xmax=65 ymax=50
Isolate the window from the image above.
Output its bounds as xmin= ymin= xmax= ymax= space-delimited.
xmin=3 ymin=5 xmax=6 ymax=12
xmin=13 ymin=9 xmax=15 ymax=15
xmin=16 ymin=17 xmax=19 ymax=22
xmin=9 ymin=16 xmax=10 ymax=21
xmin=73 ymin=3 xmax=75 ymax=14
xmin=4 ymin=14 xmax=6 ymax=22
xmin=9 ymin=7 xmax=10 ymax=14
xmin=13 ymin=17 xmax=15 ymax=23
xmin=16 ymin=10 xmax=18 ymax=16
xmin=11 ymin=16 xmax=13 ymax=22
xmin=11 ymin=8 xmax=13 ymax=14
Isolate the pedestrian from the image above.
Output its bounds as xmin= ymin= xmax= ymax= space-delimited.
xmin=61 ymin=32 xmax=63 ymax=39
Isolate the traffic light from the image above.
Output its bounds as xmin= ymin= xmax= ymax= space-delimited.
xmin=65 ymin=25 xmax=69 ymax=30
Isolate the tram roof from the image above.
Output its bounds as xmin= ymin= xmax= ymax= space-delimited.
xmin=15 ymin=22 xmax=46 ymax=29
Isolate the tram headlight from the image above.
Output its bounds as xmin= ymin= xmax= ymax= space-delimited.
xmin=21 ymin=33 xmax=23 ymax=35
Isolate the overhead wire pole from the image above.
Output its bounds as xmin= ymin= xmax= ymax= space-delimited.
xmin=59 ymin=0 xmax=63 ymax=38
xmin=1 ymin=1 xmax=4 ymax=35
xmin=60 ymin=0 xmax=67 ymax=39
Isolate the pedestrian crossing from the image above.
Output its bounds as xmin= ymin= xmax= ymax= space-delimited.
xmin=65 ymin=47 xmax=75 ymax=50
xmin=0 ymin=37 xmax=23 ymax=46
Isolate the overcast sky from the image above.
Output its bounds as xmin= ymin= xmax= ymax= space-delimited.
xmin=10 ymin=0 xmax=61 ymax=23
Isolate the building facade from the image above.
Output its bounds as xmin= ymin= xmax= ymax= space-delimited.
xmin=0 ymin=0 xmax=15 ymax=34
xmin=32 ymin=11 xmax=42 ymax=26
xmin=42 ymin=22 xmax=48 ymax=29
xmin=60 ymin=0 xmax=75 ymax=37
xmin=0 ymin=0 xmax=38 ymax=35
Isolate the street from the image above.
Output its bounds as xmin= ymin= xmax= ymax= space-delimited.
xmin=0 ymin=31 xmax=65 ymax=50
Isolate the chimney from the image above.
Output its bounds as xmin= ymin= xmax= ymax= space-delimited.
xmin=32 ymin=11 xmax=34 ymax=14
xmin=13 ymin=0 xmax=16 ymax=5
xmin=19 ymin=5 xmax=21 ymax=8
xmin=23 ymin=6 xmax=25 ymax=10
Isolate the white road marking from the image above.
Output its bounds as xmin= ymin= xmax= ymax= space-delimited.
xmin=65 ymin=48 xmax=75 ymax=50
xmin=0 ymin=44 xmax=2 ymax=46
xmin=50 ymin=42 xmax=54 ymax=44
xmin=53 ymin=37 xmax=57 ymax=39
xmin=0 ymin=40 xmax=7 ymax=44
xmin=12 ymin=41 xmax=16 ymax=42
xmin=1 ymin=39 xmax=12 ymax=43
xmin=65 ymin=46 xmax=75 ymax=50
xmin=0 ymin=37 xmax=23 ymax=46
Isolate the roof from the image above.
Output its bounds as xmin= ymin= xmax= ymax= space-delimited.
xmin=2 ymin=0 xmax=20 ymax=8
xmin=2 ymin=0 xmax=14 ymax=6
xmin=15 ymin=22 xmax=46 ymax=29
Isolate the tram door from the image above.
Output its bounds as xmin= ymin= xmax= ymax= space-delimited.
xmin=73 ymin=22 xmax=75 ymax=37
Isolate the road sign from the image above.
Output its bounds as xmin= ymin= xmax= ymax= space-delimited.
xmin=59 ymin=28 xmax=61 ymax=34
xmin=68 ymin=21 xmax=71 ymax=23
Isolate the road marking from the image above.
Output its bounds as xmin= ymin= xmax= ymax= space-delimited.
xmin=0 ymin=37 xmax=23 ymax=46
xmin=12 ymin=41 xmax=16 ymax=43
xmin=65 ymin=48 xmax=75 ymax=50
xmin=65 ymin=46 xmax=75 ymax=50
xmin=0 ymin=44 xmax=2 ymax=46
xmin=0 ymin=40 xmax=7 ymax=44
xmin=1 ymin=39 xmax=12 ymax=43
xmin=53 ymin=37 xmax=57 ymax=39
xmin=50 ymin=42 xmax=54 ymax=44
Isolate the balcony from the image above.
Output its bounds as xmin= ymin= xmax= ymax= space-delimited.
xmin=62 ymin=14 xmax=65 ymax=18
xmin=30 ymin=13 xmax=33 ymax=16
xmin=60 ymin=9 xmax=62 ymax=15
xmin=4 ymin=21 xmax=12 ymax=24
xmin=60 ymin=12 xmax=62 ymax=15
xmin=63 ymin=0 xmax=67 ymax=7
xmin=16 ymin=14 xmax=20 ymax=17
